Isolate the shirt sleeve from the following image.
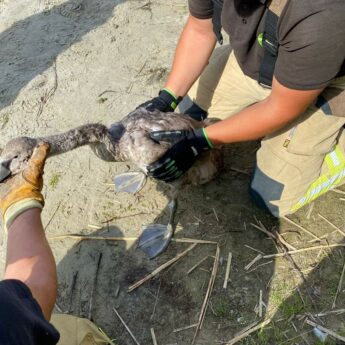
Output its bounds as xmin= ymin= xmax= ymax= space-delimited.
xmin=0 ymin=279 xmax=60 ymax=345
xmin=275 ymin=3 xmax=345 ymax=90
xmin=188 ymin=0 xmax=214 ymax=19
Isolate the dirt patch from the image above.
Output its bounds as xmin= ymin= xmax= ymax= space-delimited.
xmin=1 ymin=1 xmax=345 ymax=344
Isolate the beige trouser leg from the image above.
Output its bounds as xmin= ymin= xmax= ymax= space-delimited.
xmin=187 ymin=45 xmax=345 ymax=217
xmin=187 ymin=45 xmax=268 ymax=118
xmin=51 ymin=314 xmax=115 ymax=345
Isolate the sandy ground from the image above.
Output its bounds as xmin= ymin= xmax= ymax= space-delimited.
xmin=1 ymin=1 xmax=345 ymax=344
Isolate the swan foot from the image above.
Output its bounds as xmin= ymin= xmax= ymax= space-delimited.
xmin=138 ymin=199 xmax=177 ymax=259
xmin=113 ymin=172 xmax=146 ymax=194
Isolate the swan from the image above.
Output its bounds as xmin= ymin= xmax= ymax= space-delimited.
xmin=0 ymin=108 xmax=223 ymax=258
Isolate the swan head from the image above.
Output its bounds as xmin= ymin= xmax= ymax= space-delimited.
xmin=0 ymin=137 xmax=38 ymax=182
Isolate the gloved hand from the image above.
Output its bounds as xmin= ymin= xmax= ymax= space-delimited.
xmin=147 ymin=128 xmax=213 ymax=182
xmin=138 ymin=88 xmax=182 ymax=113
xmin=0 ymin=143 xmax=50 ymax=232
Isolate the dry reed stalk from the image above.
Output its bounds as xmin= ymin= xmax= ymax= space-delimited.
xmin=212 ymin=208 xmax=219 ymax=222
xmin=252 ymin=223 xmax=314 ymax=305
xmin=223 ymin=252 xmax=233 ymax=289
xmin=48 ymin=234 xmax=218 ymax=245
xmin=331 ymin=188 xmax=345 ymax=195
xmin=229 ymin=167 xmax=250 ymax=175
xmin=187 ymin=256 xmax=211 ymax=275
xmin=150 ymin=328 xmax=158 ymax=345
xmin=306 ymin=202 xmax=314 ymax=220
xmin=128 ymin=244 xmax=197 ymax=292
xmin=191 ymin=245 xmax=220 ymax=345
xmin=244 ymin=244 xmax=265 ymax=255
xmin=250 ymin=222 xmax=296 ymax=251
xmin=278 ymin=330 xmax=313 ymax=345
xmin=173 ymin=323 xmax=198 ymax=333
xmin=306 ymin=319 xmax=345 ymax=342
xmin=49 ymin=234 xmax=218 ymax=246
xmin=244 ymin=254 xmax=263 ymax=271
xmin=259 ymin=220 xmax=297 ymax=251
xmin=113 ymin=307 xmax=141 ymax=345
xmin=88 ymin=224 xmax=103 ymax=230
xmin=263 ymin=243 xmax=345 ymax=259
xmin=314 ymin=308 xmax=345 ymax=317
xmin=173 ymin=238 xmax=218 ymax=245
xmin=309 ymin=230 xmax=338 ymax=244
xmin=45 ymin=200 xmax=62 ymax=230
xmin=259 ymin=290 xmax=263 ymax=318
xmin=68 ymin=271 xmax=78 ymax=313
xmin=88 ymin=253 xmax=103 ymax=320
xmin=115 ymin=285 xmax=120 ymax=298
xmin=150 ymin=280 xmax=161 ymax=320
xmin=49 ymin=234 xmax=138 ymax=241
xmin=234 ymin=321 xmax=259 ymax=336
xmin=101 ymin=212 xmax=148 ymax=223
xmin=290 ymin=321 xmax=298 ymax=332
xmin=224 ymin=318 xmax=272 ymax=345
xmin=300 ymin=332 xmax=311 ymax=345
xmin=318 ymin=213 xmax=345 ymax=237
xmin=247 ymin=260 xmax=273 ymax=273
xmin=282 ymin=216 xmax=320 ymax=241
xmin=332 ymin=257 xmax=345 ymax=309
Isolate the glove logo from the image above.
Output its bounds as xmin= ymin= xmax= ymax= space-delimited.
xmin=191 ymin=146 xmax=198 ymax=157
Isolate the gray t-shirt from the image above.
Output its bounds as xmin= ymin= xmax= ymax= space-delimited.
xmin=188 ymin=0 xmax=345 ymax=90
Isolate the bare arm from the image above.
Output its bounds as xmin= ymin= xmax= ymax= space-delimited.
xmin=205 ymin=77 xmax=324 ymax=144
xmin=164 ymin=14 xmax=217 ymax=97
xmin=4 ymin=209 xmax=57 ymax=320
xmin=0 ymin=144 xmax=56 ymax=321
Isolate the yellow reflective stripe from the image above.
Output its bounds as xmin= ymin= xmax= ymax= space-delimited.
xmin=335 ymin=145 xmax=345 ymax=162
xmin=291 ymin=146 xmax=345 ymax=212
xmin=325 ymin=154 xmax=334 ymax=171
xmin=325 ymin=146 xmax=345 ymax=171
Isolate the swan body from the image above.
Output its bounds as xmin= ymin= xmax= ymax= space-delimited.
xmin=0 ymin=108 xmax=223 ymax=258
xmin=0 ymin=108 xmax=223 ymax=186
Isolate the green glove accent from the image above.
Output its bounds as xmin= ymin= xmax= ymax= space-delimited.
xmin=202 ymin=128 xmax=214 ymax=149
xmin=159 ymin=88 xmax=183 ymax=111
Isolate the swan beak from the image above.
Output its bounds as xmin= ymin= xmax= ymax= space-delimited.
xmin=0 ymin=159 xmax=11 ymax=182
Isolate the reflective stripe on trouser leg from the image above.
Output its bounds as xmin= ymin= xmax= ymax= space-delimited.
xmin=290 ymin=145 xmax=345 ymax=212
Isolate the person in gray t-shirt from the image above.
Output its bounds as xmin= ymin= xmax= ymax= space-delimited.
xmin=139 ymin=0 xmax=345 ymax=217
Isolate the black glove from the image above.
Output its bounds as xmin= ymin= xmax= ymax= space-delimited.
xmin=147 ymin=128 xmax=213 ymax=182
xmin=138 ymin=88 xmax=182 ymax=113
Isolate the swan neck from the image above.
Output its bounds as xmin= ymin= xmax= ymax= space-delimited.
xmin=39 ymin=124 xmax=108 ymax=155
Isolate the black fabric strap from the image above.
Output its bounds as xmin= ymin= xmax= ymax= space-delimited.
xmin=212 ymin=0 xmax=224 ymax=44
xmin=258 ymin=8 xmax=279 ymax=88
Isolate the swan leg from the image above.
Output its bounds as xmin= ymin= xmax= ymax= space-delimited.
xmin=113 ymin=172 xmax=147 ymax=194
xmin=138 ymin=198 xmax=177 ymax=259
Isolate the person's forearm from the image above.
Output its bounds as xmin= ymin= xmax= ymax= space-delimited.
xmin=205 ymin=78 xmax=323 ymax=145
xmin=204 ymin=98 xmax=290 ymax=144
xmin=4 ymin=209 xmax=57 ymax=320
xmin=164 ymin=15 xmax=216 ymax=97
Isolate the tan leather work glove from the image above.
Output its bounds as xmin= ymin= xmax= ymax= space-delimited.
xmin=0 ymin=143 xmax=50 ymax=232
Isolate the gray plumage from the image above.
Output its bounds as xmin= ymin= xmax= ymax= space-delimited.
xmin=0 ymin=108 xmax=223 ymax=186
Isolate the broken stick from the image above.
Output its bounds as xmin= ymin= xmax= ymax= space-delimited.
xmin=128 ymin=244 xmax=197 ymax=292
xmin=223 ymin=252 xmax=233 ymax=289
